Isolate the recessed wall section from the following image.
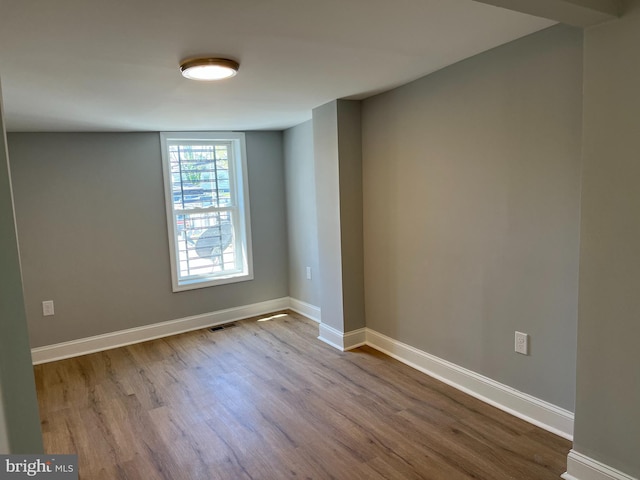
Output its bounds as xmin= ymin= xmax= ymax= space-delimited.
xmin=361 ymin=25 xmax=583 ymax=411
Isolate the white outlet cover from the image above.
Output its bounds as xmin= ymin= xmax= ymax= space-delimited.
xmin=515 ymin=331 xmax=529 ymax=355
xmin=42 ymin=300 xmax=55 ymax=316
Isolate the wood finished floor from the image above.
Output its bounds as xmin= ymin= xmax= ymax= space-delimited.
xmin=34 ymin=312 xmax=571 ymax=479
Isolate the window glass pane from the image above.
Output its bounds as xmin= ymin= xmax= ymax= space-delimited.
xmin=169 ymin=144 xmax=232 ymax=210
xmin=175 ymin=211 xmax=237 ymax=280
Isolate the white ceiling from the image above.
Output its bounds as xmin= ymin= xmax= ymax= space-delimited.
xmin=0 ymin=0 xmax=555 ymax=132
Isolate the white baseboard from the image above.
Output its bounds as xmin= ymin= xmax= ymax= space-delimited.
xmin=288 ymin=297 xmax=321 ymax=323
xmin=365 ymin=328 xmax=575 ymax=440
xmin=318 ymin=323 xmax=344 ymax=350
xmin=31 ymin=296 xmax=577 ymax=448
xmin=562 ymin=450 xmax=637 ymax=480
xmin=31 ymin=297 xmax=290 ymax=364
xmin=317 ymin=323 xmax=366 ymax=351
xmin=344 ymin=328 xmax=367 ymax=350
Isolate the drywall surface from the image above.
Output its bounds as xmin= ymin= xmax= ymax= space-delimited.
xmin=0 ymin=382 xmax=8 ymax=453
xmin=0 ymin=81 xmax=43 ymax=452
xmin=8 ymin=131 xmax=288 ymax=347
xmin=336 ymin=101 xmax=365 ymax=332
xmin=313 ymin=100 xmax=366 ymax=332
xmin=362 ymin=25 xmax=582 ymax=410
xmin=283 ymin=121 xmax=320 ymax=307
xmin=573 ymin=1 xmax=640 ymax=476
xmin=313 ymin=101 xmax=344 ymax=331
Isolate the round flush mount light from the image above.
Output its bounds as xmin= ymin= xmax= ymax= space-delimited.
xmin=179 ymin=57 xmax=239 ymax=81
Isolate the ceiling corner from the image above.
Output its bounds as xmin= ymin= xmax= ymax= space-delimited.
xmin=471 ymin=0 xmax=621 ymax=27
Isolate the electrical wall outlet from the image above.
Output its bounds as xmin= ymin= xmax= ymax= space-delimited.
xmin=515 ymin=331 xmax=529 ymax=355
xmin=42 ymin=300 xmax=55 ymax=316
xmin=306 ymin=266 xmax=312 ymax=280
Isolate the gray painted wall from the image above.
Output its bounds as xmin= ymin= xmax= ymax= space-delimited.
xmin=313 ymin=100 xmax=366 ymax=332
xmin=0 ymin=81 xmax=43 ymax=453
xmin=574 ymin=2 xmax=640 ymax=476
xmin=0 ymin=382 xmax=8 ymax=453
xmin=361 ymin=25 xmax=583 ymax=411
xmin=8 ymin=131 xmax=288 ymax=348
xmin=336 ymin=101 xmax=365 ymax=333
xmin=283 ymin=121 xmax=320 ymax=307
xmin=313 ymin=101 xmax=344 ymax=330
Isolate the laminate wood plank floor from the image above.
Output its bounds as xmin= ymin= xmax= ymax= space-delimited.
xmin=34 ymin=312 xmax=571 ymax=479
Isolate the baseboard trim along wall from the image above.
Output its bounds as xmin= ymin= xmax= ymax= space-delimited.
xmin=365 ymin=328 xmax=574 ymax=440
xmin=32 ymin=299 xmax=578 ymax=450
xmin=289 ymin=297 xmax=321 ymax=323
xmin=562 ymin=450 xmax=638 ymax=480
xmin=31 ymin=297 xmax=291 ymax=365
xmin=317 ymin=323 xmax=366 ymax=351
xmin=316 ymin=322 xmax=575 ymax=441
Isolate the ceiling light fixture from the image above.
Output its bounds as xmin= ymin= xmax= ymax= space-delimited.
xmin=179 ymin=57 xmax=239 ymax=81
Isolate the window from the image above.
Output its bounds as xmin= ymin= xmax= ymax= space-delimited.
xmin=160 ymin=132 xmax=253 ymax=291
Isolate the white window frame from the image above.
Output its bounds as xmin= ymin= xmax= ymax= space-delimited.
xmin=160 ymin=132 xmax=253 ymax=292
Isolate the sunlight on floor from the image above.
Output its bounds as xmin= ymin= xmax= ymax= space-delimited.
xmin=257 ymin=313 xmax=288 ymax=322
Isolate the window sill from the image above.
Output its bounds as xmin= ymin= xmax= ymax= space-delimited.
xmin=172 ymin=271 xmax=254 ymax=292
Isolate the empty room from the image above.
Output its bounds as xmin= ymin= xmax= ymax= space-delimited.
xmin=0 ymin=0 xmax=638 ymax=479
